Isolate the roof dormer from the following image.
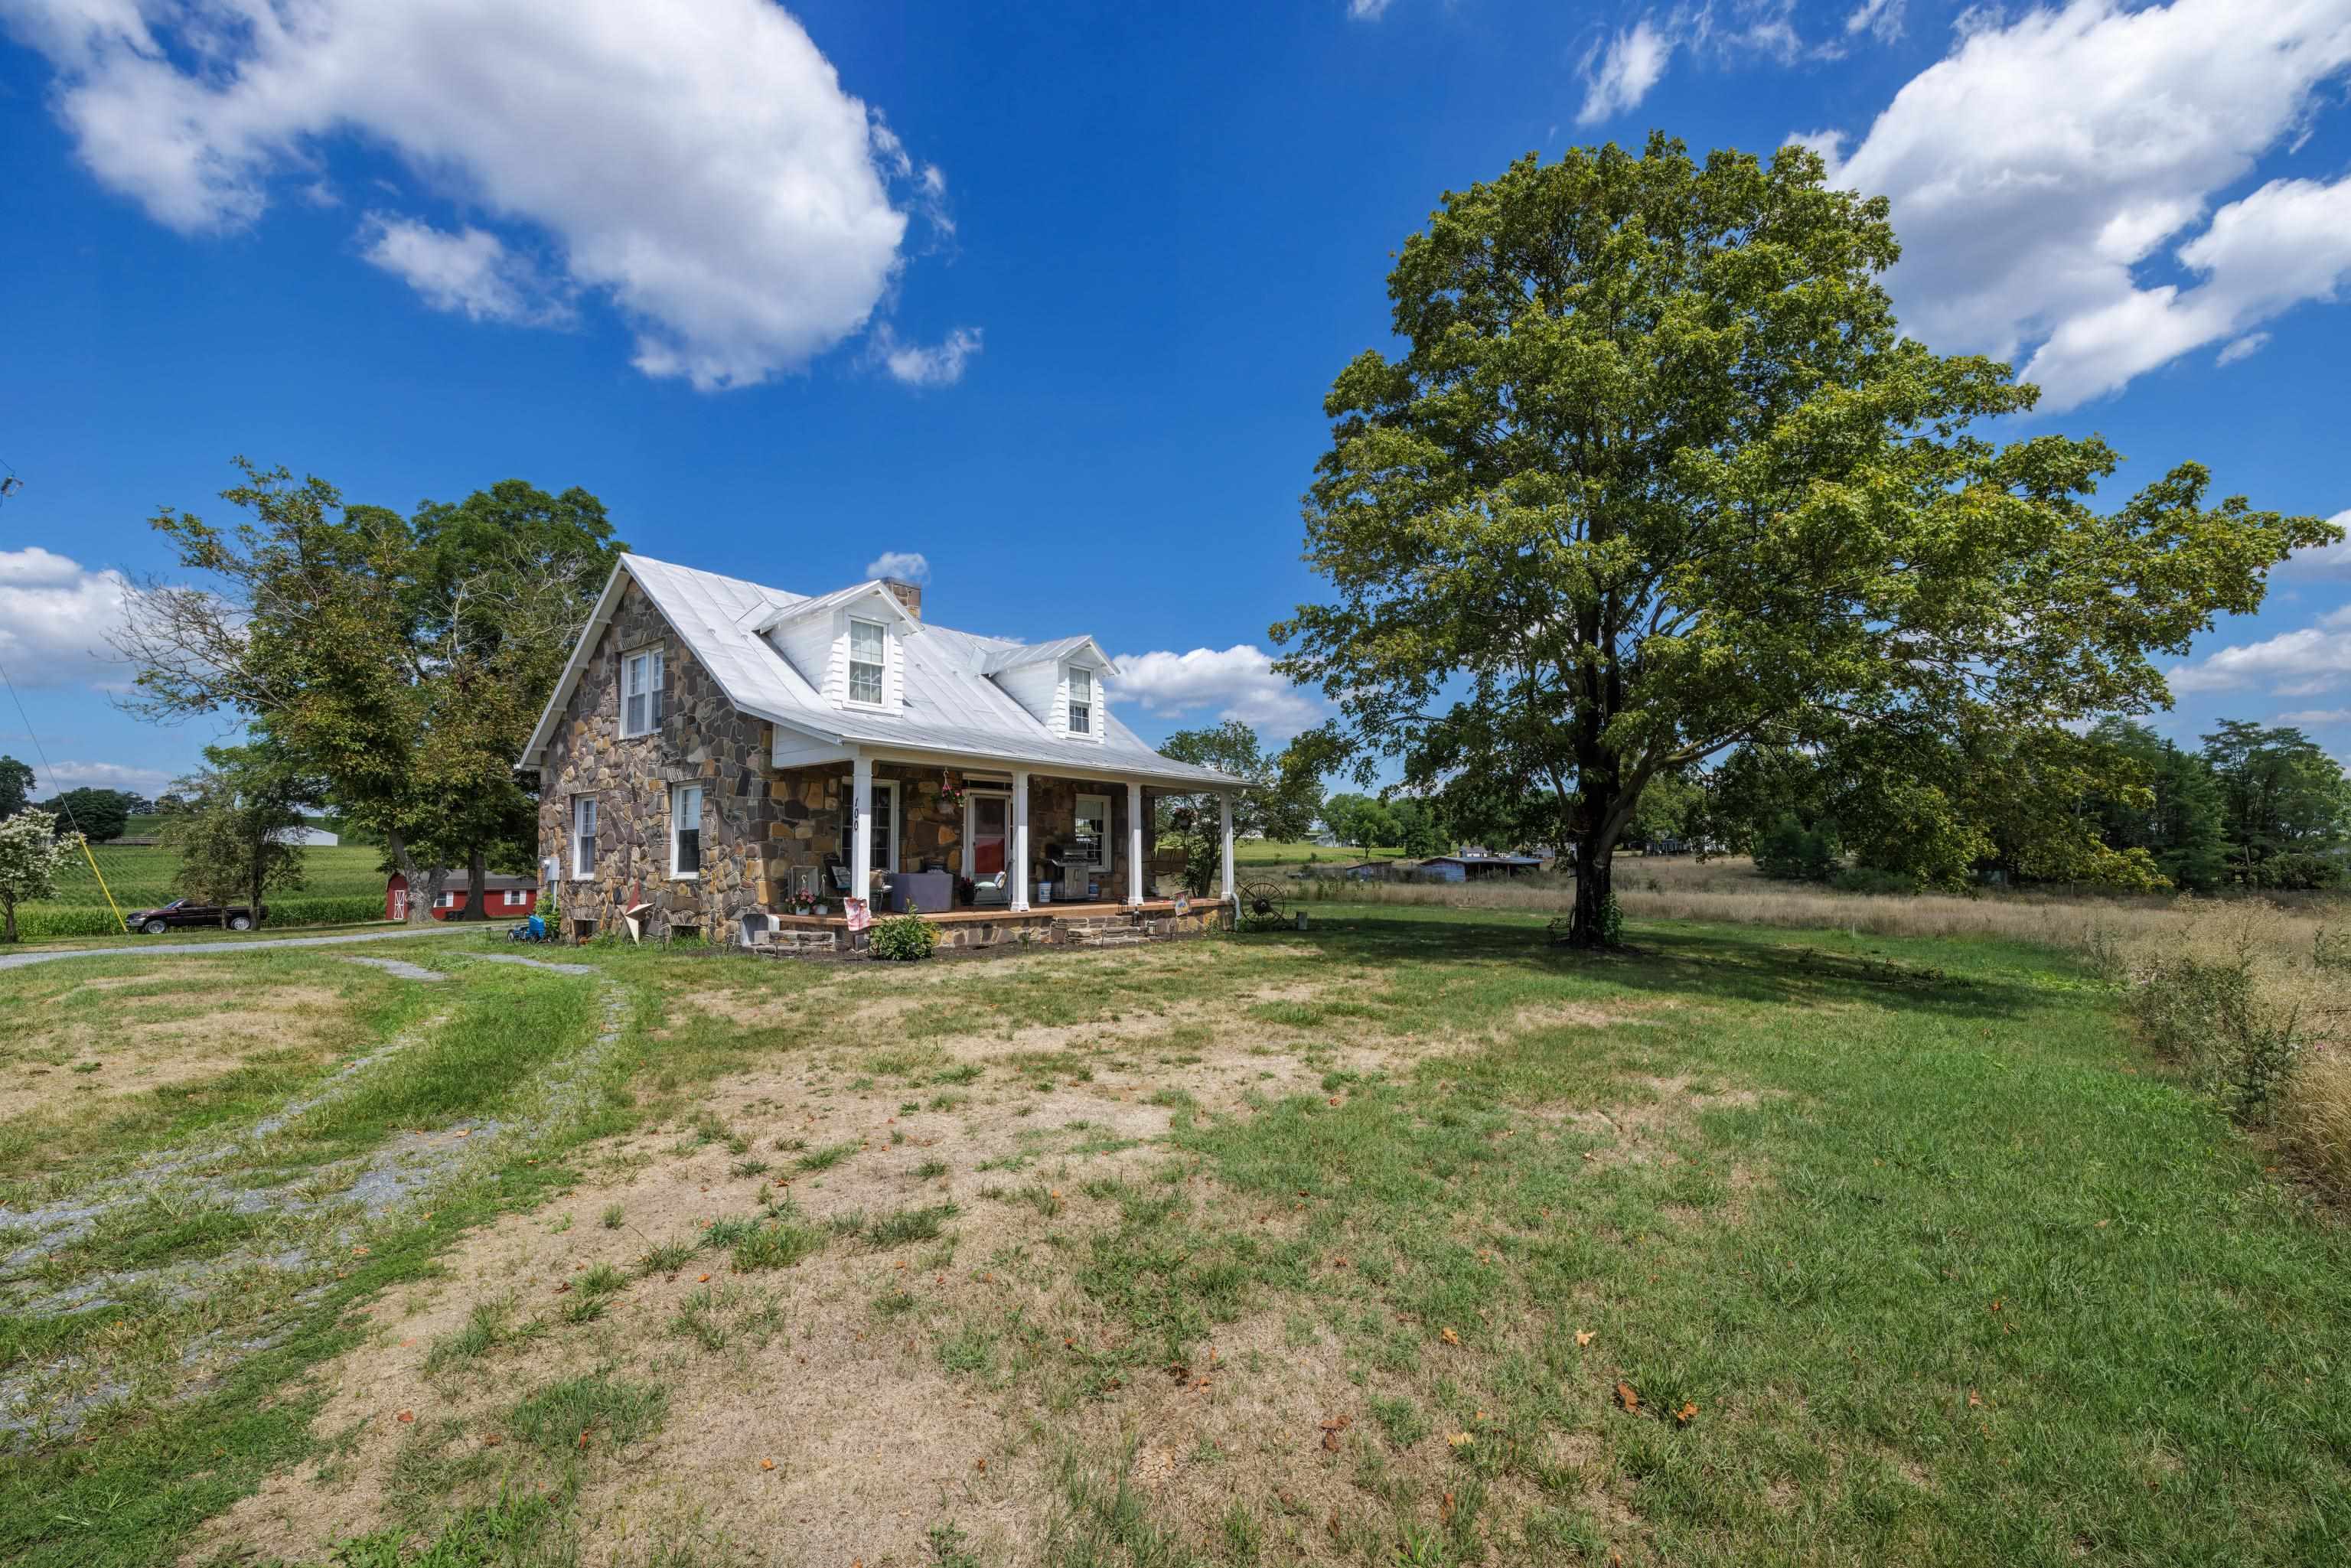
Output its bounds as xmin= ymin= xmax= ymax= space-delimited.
xmin=983 ymin=635 xmax=1116 ymax=741
xmin=752 ymin=582 xmax=922 ymax=715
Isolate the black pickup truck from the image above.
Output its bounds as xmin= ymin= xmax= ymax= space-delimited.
xmin=126 ymin=898 xmax=269 ymax=934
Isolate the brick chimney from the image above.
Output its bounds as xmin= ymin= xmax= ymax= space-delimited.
xmin=882 ymin=578 xmax=923 ymax=621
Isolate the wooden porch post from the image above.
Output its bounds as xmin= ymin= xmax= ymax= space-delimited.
xmin=1220 ymin=791 xmax=1236 ymax=903
xmin=1011 ymin=768 xmax=1031 ymax=911
xmin=850 ymin=751 xmax=873 ymax=911
xmin=1127 ymin=781 xmax=1145 ymax=906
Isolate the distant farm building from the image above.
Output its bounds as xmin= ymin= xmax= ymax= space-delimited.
xmin=384 ymin=869 xmax=540 ymax=921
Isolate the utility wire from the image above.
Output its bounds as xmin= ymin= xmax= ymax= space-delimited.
xmin=0 ymin=651 xmax=130 ymax=934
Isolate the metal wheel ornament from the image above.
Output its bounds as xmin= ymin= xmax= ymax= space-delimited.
xmin=1235 ymin=879 xmax=1291 ymax=931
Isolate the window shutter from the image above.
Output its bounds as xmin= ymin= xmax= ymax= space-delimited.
xmin=650 ymin=649 xmax=666 ymax=725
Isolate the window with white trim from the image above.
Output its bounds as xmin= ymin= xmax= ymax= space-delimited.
xmin=435 ymin=890 xmax=457 ymax=911
xmin=621 ymin=648 xmax=665 ymax=737
xmin=670 ymin=784 xmax=703 ymax=878
xmin=1071 ymin=792 xmax=1110 ymax=871
xmin=839 ymin=778 xmax=898 ymax=872
xmin=847 ymin=618 xmax=886 ymax=706
xmin=572 ymin=795 xmax=598 ymax=878
xmin=1068 ymin=665 xmax=1094 ymax=735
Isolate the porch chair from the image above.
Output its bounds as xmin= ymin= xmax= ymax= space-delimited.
xmin=970 ymin=869 xmax=1009 ymax=907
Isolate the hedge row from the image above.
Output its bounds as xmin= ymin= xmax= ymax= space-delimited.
xmin=10 ymin=893 xmax=390 ymax=940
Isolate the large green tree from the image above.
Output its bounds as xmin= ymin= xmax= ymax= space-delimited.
xmin=1274 ymin=136 xmax=2339 ymax=945
xmin=0 ymin=756 xmax=34 ymax=820
xmin=158 ymin=742 xmax=315 ymax=927
xmin=1155 ymin=720 xmax=1328 ymax=894
xmin=2202 ymin=721 xmax=2350 ymax=889
xmin=112 ymin=461 xmax=622 ymax=921
xmin=0 ymin=808 xmax=80 ymax=943
xmin=38 ymin=788 xmax=132 ymax=845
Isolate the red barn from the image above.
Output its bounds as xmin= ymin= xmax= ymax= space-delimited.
xmin=384 ymin=870 xmax=540 ymax=921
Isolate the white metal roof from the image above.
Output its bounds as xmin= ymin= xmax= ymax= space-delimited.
xmin=520 ymin=554 xmax=1247 ymax=789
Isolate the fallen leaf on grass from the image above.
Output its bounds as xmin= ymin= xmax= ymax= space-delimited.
xmin=1613 ymin=1382 xmax=1640 ymax=1413
xmin=761 ymin=1458 xmax=775 ymax=1471
xmin=1967 ymin=1389 xmax=1982 ymax=1408
xmin=1440 ymin=1327 xmax=1459 ymax=1345
xmin=1575 ymin=1329 xmax=1594 ymax=1347
xmin=396 ymin=1410 xmax=416 ymax=1424
xmin=1322 ymin=1429 xmax=1341 ymax=1452
xmin=1445 ymin=1431 xmax=1472 ymax=1448
xmin=1674 ymin=1401 xmax=1698 ymax=1427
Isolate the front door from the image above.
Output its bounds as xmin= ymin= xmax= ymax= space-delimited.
xmin=964 ymin=791 xmax=1010 ymax=883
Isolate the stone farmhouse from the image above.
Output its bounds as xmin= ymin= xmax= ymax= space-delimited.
xmin=518 ymin=554 xmax=1247 ymax=951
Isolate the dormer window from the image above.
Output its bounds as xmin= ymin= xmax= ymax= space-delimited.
xmin=848 ymin=618 xmax=887 ymax=706
xmin=1068 ymin=666 xmax=1094 ymax=735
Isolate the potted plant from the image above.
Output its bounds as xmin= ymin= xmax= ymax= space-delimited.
xmin=937 ymin=770 xmax=967 ymax=810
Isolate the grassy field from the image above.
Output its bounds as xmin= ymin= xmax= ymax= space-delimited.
xmin=15 ymin=843 xmax=390 ymax=938
xmin=4 ymin=907 xmax=2348 ymax=1567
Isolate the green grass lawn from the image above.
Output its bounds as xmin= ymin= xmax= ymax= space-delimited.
xmin=4 ymin=908 xmax=2346 ymax=1566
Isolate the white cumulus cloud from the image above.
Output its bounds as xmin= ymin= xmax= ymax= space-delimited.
xmin=873 ymin=324 xmax=983 ymax=388
xmin=2167 ymin=624 xmax=2351 ymax=697
xmin=37 ymin=760 xmax=179 ymax=798
xmin=0 ymin=546 xmax=135 ymax=687
xmin=2275 ymin=708 xmax=2351 ymax=725
xmin=357 ymin=214 xmax=570 ymax=326
xmin=1846 ymin=0 xmax=1906 ymax=44
xmin=1 ymin=0 xmax=957 ymax=390
xmin=864 ymin=551 xmax=930 ymax=585
xmin=1578 ymin=18 xmax=1677 ymax=126
xmin=1815 ymin=0 xmax=2351 ymax=410
xmin=2284 ymin=510 xmax=2351 ymax=576
xmin=1114 ymin=646 xmax=1322 ymax=738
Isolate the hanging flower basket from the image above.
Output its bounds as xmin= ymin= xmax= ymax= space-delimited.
xmin=937 ymin=770 xmax=968 ymax=810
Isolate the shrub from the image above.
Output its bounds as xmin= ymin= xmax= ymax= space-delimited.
xmin=869 ymin=910 xmax=937 ymax=961
xmin=2117 ymin=902 xmax=2340 ymax=1129
xmin=1832 ymin=865 xmax=1921 ymax=896
xmin=1753 ymin=814 xmax=1839 ymax=882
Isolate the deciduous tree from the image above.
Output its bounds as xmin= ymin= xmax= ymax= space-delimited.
xmin=1277 ymin=136 xmax=2338 ymax=945
xmin=112 ymin=461 xmax=621 ymax=922
xmin=0 ymin=808 xmax=80 ymax=943
xmin=0 ymin=756 xmax=33 ymax=820
xmin=159 ymin=743 xmax=313 ymax=927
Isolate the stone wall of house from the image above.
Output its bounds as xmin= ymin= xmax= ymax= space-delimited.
xmin=536 ymin=578 xmax=781 ymax=944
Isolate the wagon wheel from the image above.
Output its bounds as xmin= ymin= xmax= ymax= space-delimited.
xmin=1236 ymin=879 xmax=1290 ymax=931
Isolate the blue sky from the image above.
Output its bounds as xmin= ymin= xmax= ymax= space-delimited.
xmin=2 ymin=0 xmax=2347 ymax=803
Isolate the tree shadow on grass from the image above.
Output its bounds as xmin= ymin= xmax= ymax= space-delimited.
xmin=1257 ymin=910 xmax=2071 ymax=1026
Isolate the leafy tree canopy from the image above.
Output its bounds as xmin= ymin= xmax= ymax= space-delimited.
xmin=114 ymin=461 xmax=623 ymax=919
xmin=160 ymin=742 xmax=315 ymax=926
xmin=39 ymin=787 xmax=131 ymax=845
xmin=0 ymin=808 xmax=80 ymax=943
xmin=0 ymin=755 xmax=33 ymax=820
xmin=1276 ymin=135 xmax=2338 ymax=944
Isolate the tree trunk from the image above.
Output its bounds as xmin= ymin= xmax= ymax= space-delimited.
xmin=2 ymin=894 xmax=16 ymax=944
xmin=461 ymin=842 xmax=490 ymax=921
xmin=1567 ymin=831 xmax=1617 ymax=949
xmin=387 ymin=829 xmax=439 ymax=926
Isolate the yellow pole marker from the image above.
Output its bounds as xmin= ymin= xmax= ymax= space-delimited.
xmin=77 ymin=837 xmax=131 ymax=935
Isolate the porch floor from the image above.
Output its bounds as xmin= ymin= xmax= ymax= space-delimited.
xmin=767 ymin=897 xmax=1205 ymax=930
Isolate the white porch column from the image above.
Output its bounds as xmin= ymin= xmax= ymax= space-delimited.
xmin=1127 ymin=781 xmax=1146 ymax=905
xmin=1011 ymin=769 xmax=1032 ymax=912
xmin=1220 ymin=791 xmax=1237 ymax=903
xmin=849 ymin=751 xmax=873 ymax=911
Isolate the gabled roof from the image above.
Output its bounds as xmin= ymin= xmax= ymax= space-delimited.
xmin=519 ymin=555 xmax=1247 ymax=789
xmin=980 ymin=635 xmax=1117 ymax=676
xmin=746 ymin=579 xmax=924 ymax=637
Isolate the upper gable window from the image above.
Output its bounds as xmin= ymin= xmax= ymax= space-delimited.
xmin=1068 ymin=665 xmax=1095 ymax=736
xmin=847 ymin=618 xmax=887 ymax=707
xmin=621 ymin=648 xmax=664 ymax=738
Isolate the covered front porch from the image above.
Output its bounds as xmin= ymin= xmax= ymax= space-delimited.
xmin=745 ymin=895 xmax=1228 ymax=955
xmin=745 ymin=742 xmax=1237 ymax=948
